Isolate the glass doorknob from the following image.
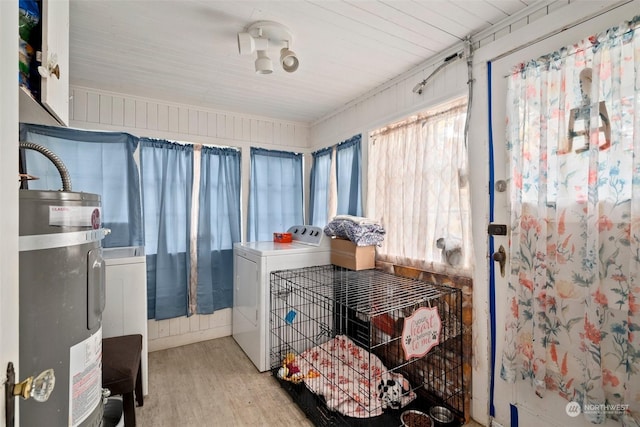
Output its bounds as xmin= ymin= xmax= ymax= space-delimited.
xmin=12 ymin=368 xmax=55 ymax=402
xmin=5 ymin=363 xmax=56 ymax=427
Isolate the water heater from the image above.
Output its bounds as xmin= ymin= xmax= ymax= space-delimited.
xmin=19 ymin=190 xmax=107 ymax=426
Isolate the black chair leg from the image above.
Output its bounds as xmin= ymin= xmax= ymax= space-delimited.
xmin=135 ymin=359 xmax=144 ymax=407
xmin=123 ymin=391 xmax=136 ymax=427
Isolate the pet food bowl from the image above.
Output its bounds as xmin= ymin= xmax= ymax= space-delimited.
xmin=429 ymin=406 xmax=455 ymax=427
xmin=401 ymin=409 xmax=432 ymax=427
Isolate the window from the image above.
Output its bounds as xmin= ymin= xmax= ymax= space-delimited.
xmin=309 ymin=134 xmax=363 ymax=227
xmin=140 ymin=139 xmax=193 ymax=320
xmin=21 ymin=126 xmax=242 ymax=320
xmin=196 ymin=146 xmax=241 ymax=313
xmin=309 ymin=147 xmax=332 ymax=227
xmin=367 ymin=99 xmax=471 ymax=273
xmin=336 ymin=134 xmax=363 ymax=217
xmin=20 ymin=123 xmax=143 ymax=248
xmin=248 ymin=148 xmax=303 ymax=241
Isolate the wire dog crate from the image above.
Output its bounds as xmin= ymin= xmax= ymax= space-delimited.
xmin=270 ymin=265 xmax=464 ymax=426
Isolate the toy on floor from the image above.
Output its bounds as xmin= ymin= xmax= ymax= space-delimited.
xmin=378 ymin=377 xmax=411 ymax=409
xmin=277 ymin=353 xmax=319 ymax=384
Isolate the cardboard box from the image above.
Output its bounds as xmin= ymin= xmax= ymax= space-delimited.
xmin=330 ymin=238 xmax=376 ymax=270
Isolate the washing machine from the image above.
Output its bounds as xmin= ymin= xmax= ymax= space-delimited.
xmin=232 ymin=225 xmax=330 ymax=372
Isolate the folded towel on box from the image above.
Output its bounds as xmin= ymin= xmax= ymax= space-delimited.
xmin=333 ymin=215 xmax=381 ymax=226
xmin=324 ymin=216 xmax=385 ymax=246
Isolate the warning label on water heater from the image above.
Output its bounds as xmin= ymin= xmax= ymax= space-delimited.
xmin=69 ymin=328 xmax=102 ymax=426
xmin=49 ymin=206 xmax=101 ymax=229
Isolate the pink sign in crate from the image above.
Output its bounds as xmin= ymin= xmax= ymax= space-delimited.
xmin=401 ymin=306 xmax=442 ymax=360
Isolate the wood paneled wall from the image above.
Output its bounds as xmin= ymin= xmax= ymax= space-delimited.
xmin=70 ymin=86 xmax=309 ymax=148
xmin=310 ymin=58 xmax=468 ymax=148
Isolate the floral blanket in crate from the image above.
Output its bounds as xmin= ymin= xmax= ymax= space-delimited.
xmin=294 ymin=335 xmax=415 ymax=418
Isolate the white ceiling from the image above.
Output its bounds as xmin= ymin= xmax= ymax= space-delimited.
xmin=69 ymin=0 xmax=537 ymax=124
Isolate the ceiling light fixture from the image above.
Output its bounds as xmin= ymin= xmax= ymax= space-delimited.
xmin=238 ymin=21 xmax=299 ymax=74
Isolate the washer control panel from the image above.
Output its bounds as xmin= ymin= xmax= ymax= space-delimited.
xmin=287 ymin=225 xmax=325 ymax=246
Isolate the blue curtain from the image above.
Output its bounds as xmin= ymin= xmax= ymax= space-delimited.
xmin=248 ymin=148 xmax=303 ymax=241
xmin=336 ymin=134 xmax=362 ymax=216
xmin=309 ymin=146 xmax=332 ymax=227
xmin=140 ymin=139 xmax=193 ymax=320
xmin=19 ymin=123 xmax=143 ymax=248
xmin=197 ymin=146 xmax=241 ymax=313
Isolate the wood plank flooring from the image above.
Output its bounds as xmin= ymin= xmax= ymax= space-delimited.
xmin=137 ymin=336 xmax=311 ymax=426
xmin=137 ymin=336 xmax=483 ymax=427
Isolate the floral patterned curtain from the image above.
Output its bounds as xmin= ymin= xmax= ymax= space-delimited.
xmin=500 ymin=17 xmax=640 ymax=424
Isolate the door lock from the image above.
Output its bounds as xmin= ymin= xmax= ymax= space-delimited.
xmin=495 ymin=180 xmax=507 ymax=192
xmin=493 ymin=245 xmax=506 ymax=277
xmin=488 ymin=223 xmax=507 ymax=236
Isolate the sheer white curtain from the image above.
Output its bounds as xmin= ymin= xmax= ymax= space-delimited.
xmin=367 ymin=99 xmax=471 ymax=274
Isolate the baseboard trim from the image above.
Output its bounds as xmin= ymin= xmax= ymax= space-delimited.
xmin=148 ymin=325 xmax=232 ymax=352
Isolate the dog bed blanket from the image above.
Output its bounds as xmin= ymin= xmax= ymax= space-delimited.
xmin=294 ymin=335 xmax=415 ymax=418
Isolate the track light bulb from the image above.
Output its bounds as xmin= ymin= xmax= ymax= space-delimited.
xmin=255 ymin=50 xmax=273 ymax=74
xmin=280 ymin=48 xmax=299 ymax=73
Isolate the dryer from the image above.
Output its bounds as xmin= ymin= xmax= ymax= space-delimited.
xmin=232 ymin=225 xmax=330 ymax=372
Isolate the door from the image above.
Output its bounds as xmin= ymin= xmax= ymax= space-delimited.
xmin=491 ymin=56 xmax=569 ymax=426
xmin=1 ymin=1 xmax=20 ymax=425
xmin=489 ymin=4 xmax=638 ymax=426
xmin=40 ymin=0 xmax=69 ymax=125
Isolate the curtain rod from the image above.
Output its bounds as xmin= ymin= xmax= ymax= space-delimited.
xmin=370 ymin=100 xmax=467 ymax=137
xmin=490 ymin=0 xmax=634 ymax=63
xmin=501 ymin=14 xmax=639 ymax=78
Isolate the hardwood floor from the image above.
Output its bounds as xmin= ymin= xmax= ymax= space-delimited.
xmin=137 ymin=336 xmax=483 ymax=427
